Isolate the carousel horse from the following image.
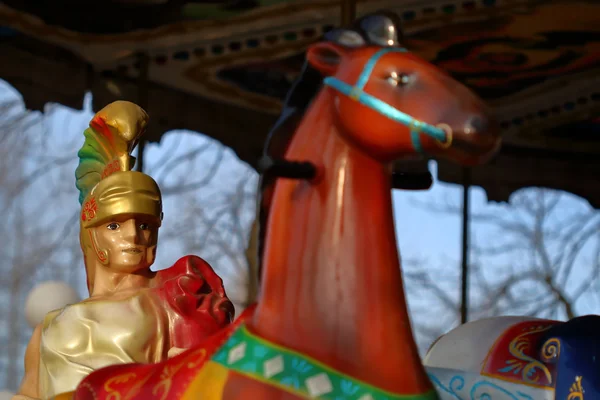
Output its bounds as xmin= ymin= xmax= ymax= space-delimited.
xmin=424 ymin=315 xmax=600 ymax=399
xmin=253 ymin=11 xmax=432 ymax=278
xmin=67 ymin=24 xmax=500 ymax=400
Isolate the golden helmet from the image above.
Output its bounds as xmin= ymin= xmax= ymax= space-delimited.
xmin=75 ymin=101 xmax=162 ymax=283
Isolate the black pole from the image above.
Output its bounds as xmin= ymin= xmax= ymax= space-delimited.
xmin=136 ymin=53 xmax=150 ymax=173
xmin=341 ymin=0 xmax=356 ymax=26
xmin=460 ymin=167 xmax=471 ymax=324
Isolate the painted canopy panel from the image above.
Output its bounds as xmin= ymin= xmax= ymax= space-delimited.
xmin=0 ymin=0 xmax=300 ymax=34
xmin=0 ymin=0 xmax=598 ymax=158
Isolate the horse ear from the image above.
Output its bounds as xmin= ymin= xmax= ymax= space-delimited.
xmin=306 ymin=42 xmax=345 ymax=76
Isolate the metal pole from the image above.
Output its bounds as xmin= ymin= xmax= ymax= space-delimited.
xmin=340 ymin=0 xmax=356 ymax=26
xmin=460 ymin=167 xmax=471 ymax=324
xmin=136 ymin=53 xmax=150 ymax=173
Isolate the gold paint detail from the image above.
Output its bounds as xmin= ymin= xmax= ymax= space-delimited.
xmin=567 ymin=376 xmax=584 ymax=400
xmin=540 ymin=337 xmax=561 ymax=363
xmin=506 ymin=325 xmax=554 ymax=385
xmin=104 ymin=373 xmax=137 ymax=400
xmin=435 ymin=123 xmax=453 ymax=149
xmin=152 ymin=361 xmax=186 ymax=400
xmin=88 ymin=229 xmax=108 ymax=265
xmin=186 ymin=348 xmax=207 ymax=369
xmin=81 ymin=197 xmax=99 ymax=222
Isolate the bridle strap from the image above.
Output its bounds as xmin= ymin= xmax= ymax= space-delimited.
xmin=323 ymin=47 xmax=451 ymax=153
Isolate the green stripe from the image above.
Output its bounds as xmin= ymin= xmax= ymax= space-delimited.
xmin=211 ymin=324 xmax=439 ymax=400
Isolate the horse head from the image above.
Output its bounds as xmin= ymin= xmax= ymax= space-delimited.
xmin=306 ymin=41 xmax=500 ymax=165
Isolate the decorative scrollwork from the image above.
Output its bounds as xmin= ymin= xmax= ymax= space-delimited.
xmin=185 ymin=348 xmax=207 ymax=369
xmin=500 ymin=325 xmax=553 ymax=385
xmin=103 ymin=372 xmax=137 ymax=400
xmin=101 ymin=160 xmax=121 ymax=179
xmin=567 ymin=376 xmax=584 ymax=400
xmin=428 ymin=373 xmax=466 ymax=397
xmin=470 ymin=381 xmax=534 ymax=400
xmin=540 ymin=338 xmax=561 ymax=364
xmin=81 ymin=197 xmax=98 ymax=222
xmin=427 ymin=372 xmax=535 ymax=400
xmin=152 ymin=361 xmax=186 ymax=400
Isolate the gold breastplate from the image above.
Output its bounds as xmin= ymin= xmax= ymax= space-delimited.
xmin=39 ymin=289 xmax=169 ymax=398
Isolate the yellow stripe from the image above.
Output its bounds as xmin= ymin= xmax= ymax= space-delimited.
xmin=181 ymin=361 xmax=229 ymax=400
xmin=232 ymin=369 xmax=311 ymax=399
xmin=51 ymin=392 xmax=74 ymax=400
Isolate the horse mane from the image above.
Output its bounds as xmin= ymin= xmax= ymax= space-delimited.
xmin=252 ymin=11 xmax=406 ymax=276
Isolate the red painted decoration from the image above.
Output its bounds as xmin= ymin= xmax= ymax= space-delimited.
xmin=481 ymin=320 xmax=561 ymax=388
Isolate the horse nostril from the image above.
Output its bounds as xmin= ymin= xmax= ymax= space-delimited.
xmin=467 ymin=116 xmax=487 ymax=134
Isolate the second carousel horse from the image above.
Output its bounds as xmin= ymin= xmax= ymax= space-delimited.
xmin=425 ymin=314 xmax=600 ymax=399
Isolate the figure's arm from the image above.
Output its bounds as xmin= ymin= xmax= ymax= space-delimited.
xmin=15 ymin=323 xmax=42 ymax=399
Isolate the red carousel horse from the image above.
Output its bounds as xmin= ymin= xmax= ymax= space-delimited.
xmin=68 ymin=32 xmax=500 ymax=400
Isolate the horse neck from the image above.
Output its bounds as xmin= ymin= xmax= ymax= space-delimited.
xmin=250 ymin=92 xmax=432 ymax=394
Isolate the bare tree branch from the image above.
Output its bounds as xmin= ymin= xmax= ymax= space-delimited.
xmin=405 ymin=188 xmax=600 ymax=353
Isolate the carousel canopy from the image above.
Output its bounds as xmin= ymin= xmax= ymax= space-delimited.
xmin=1 ymin=0 xmax=599 ymax=205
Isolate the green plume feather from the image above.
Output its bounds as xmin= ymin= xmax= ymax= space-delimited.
xmin=75 ymin=101 xmax=148 ymax=204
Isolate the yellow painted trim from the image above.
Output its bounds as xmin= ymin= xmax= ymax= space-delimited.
xmin=233 ymin=369 xmax=311 ymax=399
xmin=51 ymin=392 xmax=75 ymax=400
xmin=181 ymin=361 xmax=229 ymax=400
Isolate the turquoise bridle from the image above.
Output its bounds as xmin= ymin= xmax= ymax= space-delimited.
xmin=323 ymin=47 xmax=452 ymax=153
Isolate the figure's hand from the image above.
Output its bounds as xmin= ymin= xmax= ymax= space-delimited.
xmin=157 ymin=256 xmax=234 ymax=349
xmin=164 ymin=273 xmax=232 ymax=323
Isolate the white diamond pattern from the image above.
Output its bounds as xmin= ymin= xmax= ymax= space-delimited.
xmin=227 ymin=342 xmax=247 ymax=364
xmin=305 ymin=373 xmax=333 ymax=397
xmin=263 ymin=355 xmax=284 ymax=378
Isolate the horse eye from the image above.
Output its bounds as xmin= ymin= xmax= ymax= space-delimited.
xmin=387 ymin=72 xmax=411 ymax=87
xmin=139 ymin=223 xmax=149 ymax=230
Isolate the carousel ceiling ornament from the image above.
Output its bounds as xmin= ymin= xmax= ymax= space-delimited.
xmin=0 ymin=0 xmax=598 ymax=205
xmin=1 ymin=0 xmax=598 ymax=129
